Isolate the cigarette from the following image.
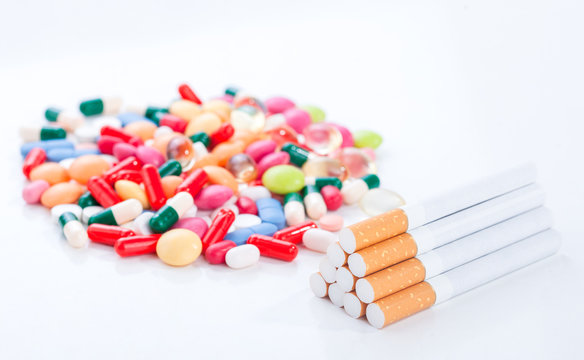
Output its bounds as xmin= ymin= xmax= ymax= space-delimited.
xmin=336 ymin=265 xmax=358 ymax=292
xmin=328 ymin=283 xmax=346 ymax=307
xmin=343 ymin=291 xmax=367 ymax=318
xmin=348 ymin=184 xmax=544 ymax=277
xmin=366 ymin=229 xmax=561 ymax=329
xmin=339 ymin=163 xmax=536 ymax=253
xmin=327 ymin=242 xmax=348 ymax=268
xmin=309 ymin=272 xmax=329 ymax=298
xmin=319 ymin=257 xmax=337 ymax=283
xmin=355 ymin=207 xmax=551 ymax=303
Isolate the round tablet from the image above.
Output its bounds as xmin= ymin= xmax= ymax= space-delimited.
xmin=233 ymin=214 xmax=261 ymax=229
xmin=156 ymin=229 xmax=202 ymax=267
xmin=318 ymin=214 xmax=344 ymax=232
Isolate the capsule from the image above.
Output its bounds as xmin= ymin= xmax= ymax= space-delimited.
xmin=225 ymin=244 xmax=260 ymax=269
xmin=281 ymin=143 xmax=311 ymax=166
xmin=314 ymin=177 xmax=342 ymax=189
xmin=158 ymin=160 xmax=182 ymax=177
xmin=88 ymin=199 xmax=143 ymax=226
xmin=273 ymin=220 xmax=318 ymax=244
xmin=175 ymin=169 xmax=208 ymax=198
xmin=142 ymin=164 xmax=167 ymax=210
xmin=247 ymin=234 xmax=298 ymax=262
xmin=22 ymin=148 xmax=47 ymax=178
xmin=109 ymin=169 xmax=143 ymax=184
xmin=78 ymin=191 xmax=100 ymax=208
xmin=303 ymin=185 xmax=327 ymax=220
xmin=149 ymin=192 xmax=194 ymax=233
xmin=20 ymin=139 xmax=74 ymax=158
xmin=100 ymin=125 xmax=143 ymax=147
xmin=20 ymin=125 xmax=67 ymax=142
xmin=201 ymin=208 xmax=236 ymax=252
xmin=189 ymin=132 xmax=211 ymax=148
xmin=178 ymin=83 xmax=202 ymax=104
xmin=58 ymin=212 xmax=88 ymax=248
xmin=45 ymin=107 xmax=84 ymax=130
xmin=102 ymin=156 xmax=142 ymax=184
xmin=159 ymin=114 xmax=188 ymax=133
xmin=205 ymin=240 xmax=237 ymax=264
xmin=209 ymin=123 xmax=234 ymax=148
xmin=79 ymin=97 xmax=122 ymax=116
xmin=283 ymin=193 xmax=305 ymax=226
xmin=320 ymin=184 xmax=343 ymax=211
xmin=87 ymin=224 xmax=135 ymax=246
xmin=114 ymin=234 xmax=162 ymax=257
xmin=341 ymin=174 xmax=380 ymax=204
xmin=87 ymin=176 xmax=121 ymax=208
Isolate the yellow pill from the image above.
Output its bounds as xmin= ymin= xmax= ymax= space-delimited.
xmin=114 ymin=180 xmax=150 ymax=209
xmin=169 ymin=100 xmax=202 ymax=121
xmin=185 ymin=112 xmax=222 ymax=136
xmin=124 ymin=120 xmax=158 ymax=141
xmin=156 ymin=229 xmax=202 ymax=266
xmin=202 ymin=99 xmax=232 ymax=122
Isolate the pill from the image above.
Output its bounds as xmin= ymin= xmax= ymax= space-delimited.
xmin=239 ymin=186 xmax=271 ymax=201
xmin=183 ymin=205 xmax=198 ymax=218
xmin=47 ymin=147 xmax=100 ymax=162
xmin=158 ymin=160 xmax=182 ymax=178
xmin=256 ymin=151 xmax=290 ymax=178
xmin=68 ymin=155 xmax=111 ymax=185
xmin=87 ymin=176 xmax=121 ymax=208
xmin=29 ymin=162 xmax=69 ymax=185
xmin=115 ymin=180 xmax=149 ymax=209
xmin=51 ymin=204 xmax=82 ymax=223
xmin=202 ymin=99 xmax=232 ymax=122
xmin=132 ymin=211 xmax=154 ymax=235
xmin=264 ymin=97 xmax=295 ymax=114
xmin=303 ymin=185 xmax=327 ymax=220
xmin=22 ymin=148 xmax=47 ymax=179
xmin=87 ymin=224 xmax=135 ymax=246
xmin=320 ymin=185 xmax=343 ymax=211
xmin=88 ymin=199 xmax=143 ymax=226
xmin=80 ymin=97 xmax=122 ymax=116
xmin=20 ymin=139 xmax=74 ymax=158
xmin=161 ymin=175 xmax=184 ymax=198
xmin=176 ymin=169 xmax=208 ymax=198
xmin=171 ymin=217 xmax=208 ymax=238
xmin=78 ymin=191 xmax=100 ymax=208
xmin=282 ymin=108 xmax=311 ymax=133
xmin=194 ymin=185 xmax=233 ymax=210
xmin=58 ymin=212 xmax=88 ymax=248
xmin=115 ymin=234 xmax=161 ymax=257
xmin=45 ymin=107 xmax=84 ymax=130
xmin=150 ymin=192 xmax=194 ymax=233
xmin=245 ymin=140 xmax=277 ymax=163
xmin=102 ymin=156 xmax=141 ymax=184
xmin=235 ymin=196 xmax=258 ymax=215
xmin=273 ymin=220 xmax=317 ymax=244
xmin=233 ymin=214 xmax=261 ymax=229
xmin=247 ymin=234 xmax=298 ymax=262
xmin=112 ymin=142 xmax=137 ymax=161
xmin=186 ymin=112 xmax=222 ymax=136
xmin=225 ymin=244 xmax=260 ymax=269
xmin=341 ymin=174 xmax=380 ymax=205
xmin=209 ymin=123 xmax=235 ymax=147
xmin=202 ymin=165 xmax=239 ymax=194
xmin=319 ymin=214 xmax=344 ymax=232
xmin=41 ymin=182 xmax=84 ymax=208
xmin=353 ymin=129 xmax=383 ymax=149
xmin=262 ymin=165 xmax=305 ymax=195
xmin=303 ymin=228 xmax=336 ymax=253
xmin=81 ymin=206 xmax=104 ymax=224
xmin=156 ymin=229 xmax=202 ymax=266
xmin=283 ymin=193 xmax=306 ymax=226
xmin=170 ymin=100 xmax=202 ymax=122
xmin=224 ymin=223 xmax=278 ymax=246
xmin=178 ymin=83 xmax=202 ymax=104
xmin=201 ymin=208 xmax=236 ymax=252
xmin=136 ymin=145 xmax=165 ymax=168
xmin=142 ymin=164 xmax=167 ymax=210
xmin=257 ymin=198 xmax=286 ymax=229
xmin=329 ymin=123 xmax=354 ymax=148
xmin=205 ymin=240 xmax=237 ymax=264
xmin=309 ymin=272 xmax=330 ymax=298
xmin=189 ymin=131 xmax=211 ymax=148
xmin=123 ymin=120 xmax=158 ymax=141
xmin=359 ymin=188 xmax=405 ymax=217
xmin=22 ymin=180 xmax=50 ymax=204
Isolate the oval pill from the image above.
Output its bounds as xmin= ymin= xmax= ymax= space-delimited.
xmin=41 ymin=182 xmax=84 ymax=208
xmin=225 ymin=244 xmax=260 ymax=269
xmin=156 ymin=229 xmax=202 ymax=266
xmin=205 ymin=240 xmax=237 ymax=264
xmin=303 ymin=228 xmax=336 ymax=253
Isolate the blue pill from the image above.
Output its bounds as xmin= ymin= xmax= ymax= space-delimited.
xmin=224 ymin=228 xmax=253 ymax=246
xmin=117 ymin=112 xmax=156 ymax=127
xmin=249 ymin=223 xmax=278 ymax=236
xmin=47 ymin=148 xmax=100 ymax=162
xmin=257 ymin=198 xmax=286 ymax=229
xmin=256 ymin=198 xmax=282 ymax=210
xmin=20 ymin=139 xmax=74 ymax=157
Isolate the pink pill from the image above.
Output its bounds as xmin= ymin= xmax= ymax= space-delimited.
xmin=361 ymin=147 xmax=376 ymax=161
xmin=214 ymin=94 xmax=234 ymax=104
xmin=205 ymin=240 xmax=237 ymax=264
xmin=257 ymin=151 xmax=290 ymax=177
xmin=319 ymin=214 xmax=344 ymax=232
xmin=265 ymin=97 xmax=296 ymax=114
xmin=23 ymin=180 xmax=50 ymax=204
xmin=282 ymin=108 xmax=311 ymax=133
xmin=113 ymin=142 xmax=137 ymax=161
xmin=235 ymin=196 xmax=258 ymax=215
xmin=98 ymin=135 xmax=124 ymax=155
xmin=136 ymin=145 xmax=165 ymax=167
xmin=194 ymin=185 xmax=234 ymax=210
xmin=329 ymin=123 xmax=354 ymax=148
xmin=320 ymin=185 xmax=343 ymax=211
xmin=245 ymin=139 xmax=277 ymax=162
xmin=171 ymin=217 xmax=209 ymax=238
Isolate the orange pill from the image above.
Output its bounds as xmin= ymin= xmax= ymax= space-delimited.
xmin=212 ymin=140 xmax=245 ymax=167
xmin=202 ymin=99 xmax=232 ymax=122
xmin=185 ymin=112 xmax=222 ymax=136
xmin=150 ymin=132 xmax=180 ymax=157
xmin=169 ymin=100 xmax=202 ymax=121
xmin=29 ymin=162 xmax=70 ymax=185
xmin=232 ymin=129 xmax=261 ymax=147
xmin=203 ymin=166 xmax=239 ymax=195
xmin=191 ymin=153 xmax=220 ymax=169
xmin=161 ymin=175 xmax=184 ymax=198
xmin=124 ymin=120 xmax=158 ymax=141
xmin=68 ymin=155 xmax=111 ymax=185
xmin=41 ymin=181 xmax=84 ymax=208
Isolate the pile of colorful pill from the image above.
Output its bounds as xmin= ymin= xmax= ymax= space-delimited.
xmin=20 ymin=84 xmax=404 ymax=269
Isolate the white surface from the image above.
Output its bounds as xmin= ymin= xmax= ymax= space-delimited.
xmin=1 ymin=0 xmax=583 ymax=359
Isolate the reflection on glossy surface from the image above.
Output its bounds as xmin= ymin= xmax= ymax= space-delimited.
xmin=359 ymin=188 xmax=405 ymax=216
xmin=226 ymin=153 xmax=258 ymax=183
xmin=230 ymin=105 xmax=266 ymax=133
xmin=331 ymin=147 xmax=376 ymax=178
xmin=303 ymin=123 xmax=342 ymax=155
xmin=302 ymin=157 xmax=348 ymax=181
xmin=166 ymin=135 xmax=195 ymax=171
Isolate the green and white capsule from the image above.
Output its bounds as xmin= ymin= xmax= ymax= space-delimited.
xmin=45 ymin=107 xmax=85 ymax=130
xmin=303 ymin=185 xmax=327 ymax=220
xmin=284 ymin=193 xmax=306 ymax=226
xmin=19 ymin=125 xmax=67 ymax=142
xmin=341 ymin=174 xmax=380 ymax=205
xmin=158 ymin=160 xmax=182 ymax=177
xmin=80 ymin=97 xmax=123 ymax=116
xmin=125 ymin=104 xmax=169 ymax=122
xmin=149 ymin=192 xmax=194 ymax=233
xmin=88 ymin=199 xmax=143 ymax=226
xmin=58 ymin=212 xmax=88 ymax=248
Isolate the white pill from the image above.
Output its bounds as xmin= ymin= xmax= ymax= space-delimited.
xmin=225 ymin=244 xmax=260 ymax=269
xmin=100 ymin=155 xmax=118 ymax=166
xmin=92 ymin=115 xmax=121 ymax=129
xmin=264 ymin=113 xmax=286 ymax=131
xmin=192 ymin=142 xmax=208 ymax=160
xmin=51 ymin=204 xmax=82 ymax=223
xmin=57 ymin=111 xmax=84 ymax=131
xmin=133 ymin=211 xmax=154 ymax=235
xmin=166 ymin=192 xmax=194 ymax=217
xmin=154 ymin=126 xmax=173 ymax=138
xmin=82 ymin=206 xmax=104 ymax=224
xmin=111 ymin=199 xmax=143 ymax=224
xmin=120 ymin=221 xmax=135 ymax=230
xmin=303 ymin=193 xmax=327 ymax=220
xmin=75 ymin=124 xmax=100 ymax=143
xmin=341 ymin=179 xmax=368 ymax=205
xmin=284 ymin=201 xmax=305 ymax=226
xmin=63 ymin=220 xmax=88 ymax=248
xmin=239 ymin=186 xmax=271 ymax=201
xmin=303 ymin=228 xmax=336 ymax=253
xmin=318 ymin=257 xmax=337 ymax=283
xmin=183 ymin=205 xmax=198 ymax=218
xmin=101 ymin=97 xmax=123 ymax=115
xmin=58 ymin=158 xmax=75 ymax=170
xmin=233 ymin=214 xmax=261 ymax=229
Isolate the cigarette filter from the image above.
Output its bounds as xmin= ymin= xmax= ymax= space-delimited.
xmin=336 ymin=265 xmax=358 ymax=292
xmin=343 ymin=291 xmax=368 ymax=318
xmin=309 ymin=272 xmax=329 ymax=298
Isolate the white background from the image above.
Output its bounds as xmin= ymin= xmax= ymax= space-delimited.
xmin=1 ymin=1 xmax=583 ymax=358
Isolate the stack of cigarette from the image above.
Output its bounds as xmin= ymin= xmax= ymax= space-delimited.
xmin=309 ymin=164 xmax=561 ymax=329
